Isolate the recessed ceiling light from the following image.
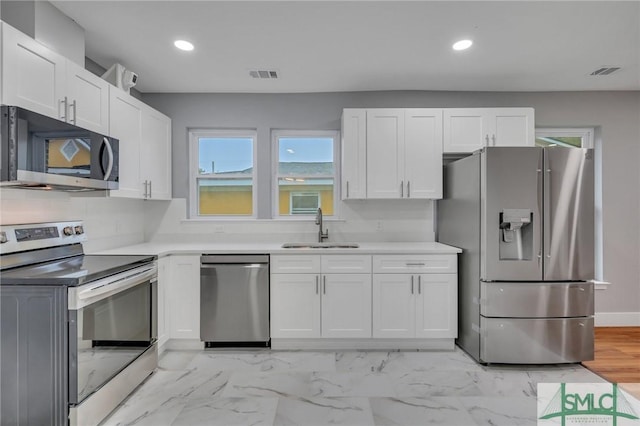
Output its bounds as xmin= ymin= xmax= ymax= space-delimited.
xmin=452 ymin=39 xmax=473 ymax=51
xmin=174 ymin=40 xmax=194 ymax=51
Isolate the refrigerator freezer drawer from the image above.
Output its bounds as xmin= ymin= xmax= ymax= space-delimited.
xmin=480 ymin=316 xmax=594 ymax=364
xmin=480 ymin=281 xmax=593 ymax=318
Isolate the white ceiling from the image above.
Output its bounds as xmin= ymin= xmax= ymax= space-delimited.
xmin=51 ymin=1 xmax=640 ymax=94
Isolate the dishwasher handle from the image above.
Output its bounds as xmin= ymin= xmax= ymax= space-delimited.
xmin=201 ymin=254 xmax=269 ymax=264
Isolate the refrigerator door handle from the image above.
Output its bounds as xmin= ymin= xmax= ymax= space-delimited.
xmin=543 ymin=148 xmax=552 ymax=278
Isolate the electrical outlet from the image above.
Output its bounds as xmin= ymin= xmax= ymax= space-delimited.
xmin=214 ymin=225 xmax=225 ymax=234
xmin=376 ymin=221 xmax=384 ymax=232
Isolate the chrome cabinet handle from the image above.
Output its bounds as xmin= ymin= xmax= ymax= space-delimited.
xmin=406 ymin=262 xmax=425 ymax=266
xmin=70 ymin=99 xmax=77 ymax=124
xmin=346 ymin=181 xmax=349 ymax=198
xmin=491 ymin=134 xmax=496 ymax=146
xmin=411 ymin=275 xmax=414 ymax=294
xmin=59 ymin=97 xmax=68 ymax=121
xmin=407 ymin=181 xmax=411 ymax=198
xmin=315 ymin=276 xmax=319 ymax=294
xmin=485 ymin=134 xmax=489 ymax=145
xmin=418 ymin=275 xmax=421 ymax=294
xmin=400 ymin=180 xmax=404 ymax=198
xmin=149 ymin=180 xmax=152 ymax=198
xmin=323 ymin=275 xmax=326 ymax=294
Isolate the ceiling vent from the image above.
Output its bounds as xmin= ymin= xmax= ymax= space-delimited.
xmin=589 ymin=66 xmax=621 ymax=76
xmin=249 ymin=70 xmax=279 ymax=79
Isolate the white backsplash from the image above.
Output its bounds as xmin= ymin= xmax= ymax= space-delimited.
xmin=144 ymin=198 xmax=436 ymax=244
xmin=0 ymin=190 xmax=436 ymax=250
xmin=0 ymin=189 xmax=147 ymax=253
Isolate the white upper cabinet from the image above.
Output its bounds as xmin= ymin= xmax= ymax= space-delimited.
xmin=141 ymin=107 xmax=172 ymax=200
xmin=443 ymin=108 xmax=535 ymax=153
xmin=109 ymin=88 xmax=143 ymax=198
xmin=342 ymin=108 xmax=443 ymax=200
xmin=2 ymin=24 xmax=109 ymax=134
xmin=109 ymin=87 xmax=172 ymax=200
xmin=366 ymin=109 xmax=404 ymax=199
xmin=404 ymin=109 xmax=443 ymax=199
xmin=65 ymin=60 xmax=110 ymax=134
xmin=341 ymin=109 xmax=367 ymax=200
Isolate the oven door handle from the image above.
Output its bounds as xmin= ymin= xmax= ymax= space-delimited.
xmin=69 ymin=265 xmax=157 ymax=309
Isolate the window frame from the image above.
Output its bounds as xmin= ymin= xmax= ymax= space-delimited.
xmin=271 ymin=129 xmax=341 ymax=220
xmin=188 ymin=128 xmax=258 ymax=219
xmin=535 ymin=127 xmax=594 ymax=149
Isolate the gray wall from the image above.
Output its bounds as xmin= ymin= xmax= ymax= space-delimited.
xmin=143 ymin=90 xmax=640 ymax=315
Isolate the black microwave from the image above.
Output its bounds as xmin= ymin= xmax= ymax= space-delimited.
xmin=0 ymin=105 xmax=119 ymax=191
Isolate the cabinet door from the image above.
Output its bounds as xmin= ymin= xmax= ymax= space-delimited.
xmin=372 ymin=274 xmax=415 ymax=338
xmin=2 ymin=24 xmax=66 ymax=120
xmin=443 ymin=109 xmax=490 ymax=153
xmin=156 ymin=257 xmax=171 ymax=351
xmin=66 ymin=60 xmax=109 ymax=134
xmin=404 ymin=109 xmax=443 ymax=199
xmin=415 ymin=274 xmax=457 ymax=338
xmin=490 ymin=108 xmax=535 ymax=147
xmin=271 ymin=274 xmax=321 ymax=338
xmin=141 ymin=106 xmax=172 ymax=200
xmin=168 ymin=255 xmax=200 ymax=339
xmin=341 ymin=109 xmax=367 ymax=199
xmin=366 ymin=109 xmax=403 ymax=198
xmin=109 ymin=88 xmax=143 ymax=198
xmin=321 ymin=274 xmax=371 ymax=338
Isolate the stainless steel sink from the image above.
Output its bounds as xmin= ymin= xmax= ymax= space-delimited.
xmin=281 ymin=242 xmax=360 ymax=249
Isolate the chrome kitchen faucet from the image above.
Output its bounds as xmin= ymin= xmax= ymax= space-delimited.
xmin=315 ymin=207 xmax=329 ymax=243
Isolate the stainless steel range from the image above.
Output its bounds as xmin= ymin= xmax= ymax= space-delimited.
xmin=0 ymin=221 xmax=158 ymax=426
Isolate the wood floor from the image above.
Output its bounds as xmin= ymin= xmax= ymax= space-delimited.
xmin=582 ymin=327 xmax=640 ymax=399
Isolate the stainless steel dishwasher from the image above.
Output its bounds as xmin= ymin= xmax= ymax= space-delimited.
xmin=200 ymin=254 xmax=270 ymax=347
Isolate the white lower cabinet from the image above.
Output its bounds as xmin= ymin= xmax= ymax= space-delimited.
xmin=373 ymin=274 xmax=457 ymax=338
xmin=156 ymin=256 xmax=170 ymax=352
xmin=270 ymin=255 xmax=372 ymax=338
xmin=167 ymin=255 xmax=200 ymax=339
xmin=372 ymin=255 xmax=458 ymax=339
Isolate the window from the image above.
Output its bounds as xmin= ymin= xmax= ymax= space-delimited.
xmin=273 ymin=130 xmax=339 ymax=218
xmin=189 ymin=130 xmax=256 ymax=218
xmin=535 ymin=128 xmax=594 ymax=149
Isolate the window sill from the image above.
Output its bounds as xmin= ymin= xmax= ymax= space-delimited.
xmin=181 ymin=218 xmax=346 ymax=224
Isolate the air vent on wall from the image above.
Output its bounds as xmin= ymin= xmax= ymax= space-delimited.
xmin=249 ymin=70 xmax=279 ymax=79
xmin=590 ymin=66 xmax=621 ymax=76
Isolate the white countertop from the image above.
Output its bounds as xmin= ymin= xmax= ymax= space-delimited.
xmin=93 ymin=241 xmax=462 ymax=257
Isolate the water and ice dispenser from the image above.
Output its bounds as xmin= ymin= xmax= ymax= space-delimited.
xmin=499 ymin=209 xmax=533 ymax=260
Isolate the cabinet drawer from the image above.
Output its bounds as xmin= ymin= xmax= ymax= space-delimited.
xmin=321 ymin=255 xmax=371 ymax=273
xmin=271 ymin=255 xmax=321 ymax=274
xmin=372 ymin=255 xmax=457 ymax=273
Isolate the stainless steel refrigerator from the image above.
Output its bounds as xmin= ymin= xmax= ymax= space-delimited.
xmin=438 ymin=147 xmax=594 ymax=364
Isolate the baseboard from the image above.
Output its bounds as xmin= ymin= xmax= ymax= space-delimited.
xmin=271 ymin=338 xmax=455 ymax=351
xmin=166 ymin=339 xmax=205 ymax=350
xmin=595 ymin=311 xmax=640 ymax=326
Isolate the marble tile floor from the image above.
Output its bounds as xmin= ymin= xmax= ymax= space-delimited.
xmin=101 ymin=347 xmax=627 ymax=426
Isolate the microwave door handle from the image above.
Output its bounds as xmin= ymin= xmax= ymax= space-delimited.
xmin=102 ymin=137 xmax=114 ymax=180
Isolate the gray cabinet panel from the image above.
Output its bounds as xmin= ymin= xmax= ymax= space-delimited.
xmin=1 ymin=286 xmax=68 ymax=426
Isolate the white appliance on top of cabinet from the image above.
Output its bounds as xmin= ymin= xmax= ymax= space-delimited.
xmin=341 ymin=108 xmax=443 ymax=200
xmin=443 ymin=108 xmax=535 ymax=153
xmin=2 ymin=23 xmax=110 ymax=135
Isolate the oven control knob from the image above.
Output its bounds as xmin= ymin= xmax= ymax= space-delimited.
xmin=74 ymin=226 xmax=84 ymax=235
xmin=63 ymin=226 xmax=75 ymax=236
xmin=0 ymin=232 xmax=7 ymax=244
